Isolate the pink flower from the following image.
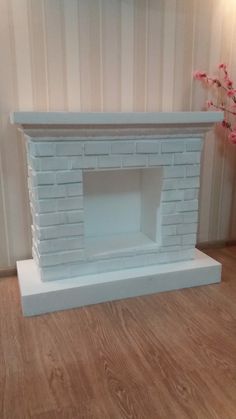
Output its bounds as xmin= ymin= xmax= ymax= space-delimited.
xmin=206 ymin=100 xmax=213 ymax=108
xmin=226 ymin=79 xmax=233 ymax=88
xmin=227 ymin=89 xmax=236 ymax=97
xmin=219 ymin=63 xmax=227 ymax=70
xmin=193 ymin=70 xmax=207 ymax=80
xmin=228 ymin=130 xmax=236 ymax=143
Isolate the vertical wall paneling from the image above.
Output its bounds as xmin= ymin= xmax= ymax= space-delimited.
xmin=27 ymin=0 xmax=48 ymax=110
xmin=217 ymin=4 xmax=236 ymax=240
xmin=228 ymin=4 xmax=236 ymax=239
xmin=146 ymin=0 xmax=163 ymax=111
xmin=173 ymin=1 xmax=194 ymax=111
xmin=1 ymin=0 xmax=236 ymax=267
xmin=198 ymin=0 xmax=223 ymax=242
xmin=77 ymin=0 xmax=92 ymax=111
xmin=0 ymin=128 xmax=9 ymax=266
xmin=43 ymin=0 xmax=67 ymax=110
xmin=101 ymin=0 xmax=121 ymax=111
xmin=63 ymin=0 xmax=81 ymax=111
xmin=161 ymin=0 xmax=176 ymax=111
xmin=89 ymin=0 xmax=102 ymax=111
xmin=11 ymin=0 xmax=33 ymax=257
xmin=133 ymin=0 xmax=148 ymax=111
xmin=191 ymin=0 xmax=213 ymax=111
xmin=0 ymin=0 xmax=31 ymax=266
xmin=11 ymin=0 xmax=33 ymax=110
xmin=121 ymin=0 xmax=134 ymax=111
xmin=209 ymin=0 xmax=235 ymax=241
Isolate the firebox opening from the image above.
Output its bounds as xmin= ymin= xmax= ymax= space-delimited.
xmin=83 ymin=167 xmax=163 ymax=258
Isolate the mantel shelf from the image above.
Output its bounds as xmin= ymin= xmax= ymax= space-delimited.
xmin=11 ymin=111 xmax=223 ymax=128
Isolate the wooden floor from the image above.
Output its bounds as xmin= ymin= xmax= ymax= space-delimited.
xmin=1 ymin=248 xmax=236 ymax=418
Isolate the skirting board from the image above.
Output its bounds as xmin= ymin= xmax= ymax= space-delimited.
xmin=17 ymin=249 xmax=221 ymax=317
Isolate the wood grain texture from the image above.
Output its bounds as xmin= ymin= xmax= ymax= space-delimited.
xmin=1 ymin=247 xmax=236 ymax=418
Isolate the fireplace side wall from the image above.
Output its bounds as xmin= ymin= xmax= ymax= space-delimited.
xmin=26 ymin=135 xmax=202 ymax=281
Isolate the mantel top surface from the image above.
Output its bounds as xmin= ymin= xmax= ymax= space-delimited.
xmin=11 ymin=111 xmax=223 ymax=128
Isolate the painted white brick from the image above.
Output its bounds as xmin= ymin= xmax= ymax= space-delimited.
xmin=32 ymin=245 xmax=39 ymax=265
xmin=186 ymin=165 xmax=200 ymax=177
xmin=34 ymin=210 xmax=84 ymax=227
xmin=38 ymin=236 xmax=84 ymax=254
xmin=36 ymin=223 xmax=84 ymax=240
xmin=38 ymin=249 xmax=85 ymax=267
xmin=111 ymin=142 xmax=135 ymax=154
xmin=180 ymin=178 xmax=199 ymax=189
xmin=177 ymin=223 xmax=198 ymax=234
xmin=66 ymin=183 xmax=83 ymax=197
xmin=163 ymin=177 xmax=200 ymax=190
xmin=136 ymin=142 xmax=160 ymax=154
xmin=27 ymin=177 xmax=33 ymax=191
xmin=71 ymin=156 xmax=97 ymax=169
xmin=177 ymin=200 xmax=198 ymax=212
xmin=149 ymin=154 xmax=172 ymax=166
xmin=161 ymin=140 xmax=185 ymax=153
xmin=182 ymin=234 xmax=197 ymax=245
xmin=98 ymin=156 xmax=122 ymax=168
xmin=67 ymin=210 xmax=84 ymax=223
xmin=162 ymin=214 xmax=183 ymax=225
xmin=57 ymin=197 xmax=83 ymax=211
xmin=162 ymin=225 xmax=177 ymax=236
xmin=183 ymin=211 xmax=198 ymax=223
xmin=162 ymin=236 xmax=181 ymax=246
xmin=26 ymin=132 xmax=205 ymax=276
xmin=163 ymin=179 xmax=179 ymax=190
xmin=30 ymin=142 xmax=55 ymax=157
xmin=31 ymin=171 xmax=55 ymax=186
xmin=182 ymin=245 xmax=195 ymax=251
xmin=161 ymin=202 xmax=177 ymax=215
xmin=186 ymin=138 xmax=202 ymax=151
xmin=33 ymin=199 xmax=57 ymax=213
xmin=32 ymin=197 xmax=83 ymax=213
xmin=25 ymin=140 xmax=30 ymax=155
xmin=35 ymin=212 xmax=67 ymax=227
xmin=85 ymin=142 xmax=110 ymax=155
xmin=29 ymin=156 xmax=41 ymax=171
xmin=163 ymin=166 xmax=185 ymax=178
xmin=162 ymin=190 xmax=185 ymax=202
xmin=175 ymin=152 xmax=201 ymax=165
xmin=184 ymin=189 xmax=199 ymax=201
xmin=122 ymin=155 xmax=147 ymax=167
xmin=40 ymin=157 xmax=69 ymax=171
xmin=56 ymin=142 xmax=83 ymax=156
xmin=40 ymin=246 xmax=194 ymax=280
xmin=56 ymin=170 xmax=82 ymax=184
xmin=36 ymin=185 xmax=66 ymax=199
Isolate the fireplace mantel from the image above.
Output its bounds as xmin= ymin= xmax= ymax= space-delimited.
xmin=12 ymin=111 xmax=222 ymax=316
xmin=11 ymin=111 xmax=223 ymax=127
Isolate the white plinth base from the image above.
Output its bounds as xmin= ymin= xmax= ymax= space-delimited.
xmin=17 ymin=249 xmax=221 ymax=316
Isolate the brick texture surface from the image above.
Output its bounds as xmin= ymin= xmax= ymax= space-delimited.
xmin=26 ymin=136 xmax=202 ymax=281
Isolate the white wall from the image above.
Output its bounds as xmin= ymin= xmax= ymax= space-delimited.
xmin=1 ymin=0 xmax=236 ymax=268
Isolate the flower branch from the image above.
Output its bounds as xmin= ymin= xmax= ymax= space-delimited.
xmin=193 ymin=63 xmax=236 ymax=143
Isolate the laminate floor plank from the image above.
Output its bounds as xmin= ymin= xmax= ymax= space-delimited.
xmin=1 ymin=248 xmax=236 ymax=418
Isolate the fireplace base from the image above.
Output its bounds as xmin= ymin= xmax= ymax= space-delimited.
xmin=17 ymin=249 xmax=221 ymax=316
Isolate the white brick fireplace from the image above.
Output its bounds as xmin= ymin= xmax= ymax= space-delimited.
xmin=11 ymin=112 xmax=222 ymax=316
